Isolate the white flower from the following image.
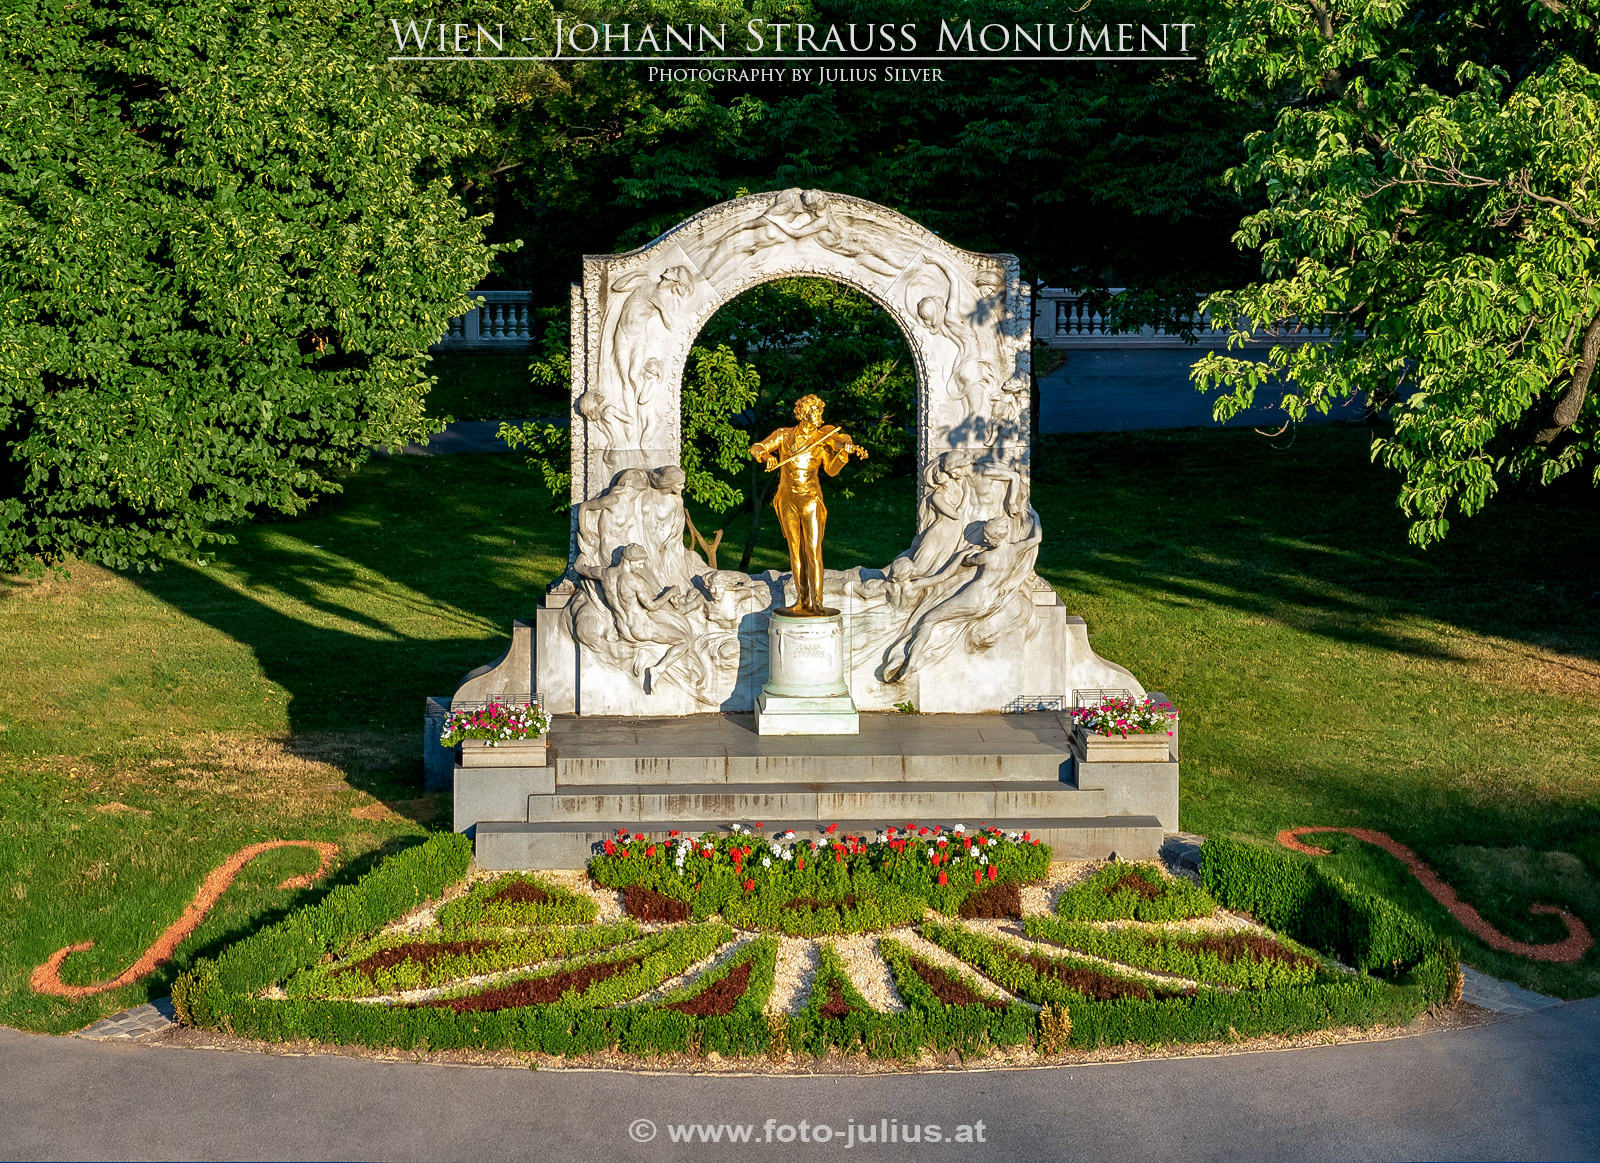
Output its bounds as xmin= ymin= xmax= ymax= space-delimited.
xmin=762 ymin=857 xmax=771 ymax=868
xmin=979 ymin=854 xmax=988 ymax=865
xmin=926 ymin=847 xmax=934 ymax=858
xmin=953 ymin=823 xmax=966 ymax=833
xmin=782 ymin=850 xmax=793 ymax=861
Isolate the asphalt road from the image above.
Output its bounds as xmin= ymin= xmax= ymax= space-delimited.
xmin=3 ymin=1000 xmax=1597 ymax=1162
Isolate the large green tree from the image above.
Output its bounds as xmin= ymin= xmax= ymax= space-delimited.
xmin=0 ymin=0 xmax=500 ymax=572
xmin=1191 ymin=0 xmax=1600 ymax=544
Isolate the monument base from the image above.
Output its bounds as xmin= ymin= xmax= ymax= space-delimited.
xmin=756 ymin=691 xmax=860 ymax=735
xmin=757 ymin=610 xmax=859 ymax=735
xmin=454 ymin=710 xmax=1179 ymax=869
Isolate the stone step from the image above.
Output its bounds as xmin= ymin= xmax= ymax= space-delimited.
xmin=527 ymin=781 xmax=1104 ymax=823
xmin=475 ymin=816 xmax=1166 ymax=870
xmin=549 ymin=712 xmax=1077 ymax=785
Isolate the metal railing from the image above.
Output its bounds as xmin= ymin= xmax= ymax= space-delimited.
xmin=436 ymin=291 xmax=535 ymax=348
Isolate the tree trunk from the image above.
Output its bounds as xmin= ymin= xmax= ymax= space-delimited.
xmin=1536 ymin=307 xmax=1600 ymax=445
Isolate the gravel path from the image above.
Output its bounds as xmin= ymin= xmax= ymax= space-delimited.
xmin=832 ymin=934 xmax=906 ymax=1012
xmin=767 ymin=938 xmax=821 ymax=1014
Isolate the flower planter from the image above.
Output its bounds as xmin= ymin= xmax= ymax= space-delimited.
xmin=1075 ymin=729 xmax=1172 ymax=763
xmin=459 ymin=736 xmax=547 ymax=768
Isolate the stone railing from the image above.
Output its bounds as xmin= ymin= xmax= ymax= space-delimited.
xmin=1035 ymin=288 xmax=1335 ymax=350
xmin=435 ymin=291 xmax=535 ymax=349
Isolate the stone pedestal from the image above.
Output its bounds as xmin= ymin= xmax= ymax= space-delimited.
xmin=756 ymin=612 xmax=859 ymax=735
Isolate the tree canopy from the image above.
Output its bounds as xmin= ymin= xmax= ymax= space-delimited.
xmin=0 ymin=0 xmax=500 ymax=572
xmin=1191 ymin=0 xmax=1600 ymax=544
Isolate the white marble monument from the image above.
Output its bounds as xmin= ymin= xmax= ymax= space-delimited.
xmin=453 ymin=189 xmax=1142 ymax=716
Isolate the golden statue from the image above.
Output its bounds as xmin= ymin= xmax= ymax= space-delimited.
xmin=749 ymin=394 xmax=867 ymax=616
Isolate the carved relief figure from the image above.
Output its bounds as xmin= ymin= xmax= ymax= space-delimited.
xmin=700 ymin=190 xmax=903 ymax=284
xmin=912 ymin=257 xmax=1011 ymax=421
xmin=749 ymin=394 xmax=867 ymax=616
xmin=881 ymin=513 xmax=1042 ymax=684
xmin=577 ymin=544 xmax=708 ymax=693
xmin=584 ymin=266 xmax=695 ymax=448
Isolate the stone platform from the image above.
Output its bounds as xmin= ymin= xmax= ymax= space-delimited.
xmin=455 ymin=711 xmax=1178 ymax=870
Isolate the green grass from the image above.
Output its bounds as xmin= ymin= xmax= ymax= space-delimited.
xmin=424 ymin=350 xmax=567 ymax=421
xmin=3 ymin=422 xmax=1599 ymax=1034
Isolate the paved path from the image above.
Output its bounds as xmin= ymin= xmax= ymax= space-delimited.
xmin=3 ymin=1000 xmax=1596 ymax=1162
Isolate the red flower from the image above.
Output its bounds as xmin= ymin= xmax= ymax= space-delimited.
xmin=797 ymin=857 xmax=805 ymax=872
xmin=937 ymin=871 xmax=948 ymax=886
xmin=743 ymin=878 xmax=755 ymax=891
xmin=826 ymin=823 xmax=838 ymax=834
xmin=919 ymin=827 xmax=930 ymax=836
xmin=756 ymin=822 xmax=764 ymax=828
xmin=973 ymin=869 xmax=982 ymax=884
xmin=988 ymin=865 xmax=998 ymax=882
xmin=635 ymin=833 xmax=646 ymax=842
xmin=646 ymin=845 xmax=656 ymax=858
xmin=603 ymin=840 xmax=616 ymax=856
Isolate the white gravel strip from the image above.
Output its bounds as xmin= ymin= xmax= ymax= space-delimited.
xmin=767 ymin=938 xmax=821 ymax=1015
xmin=1021 ymin=860 xmax=1101 ymax=917
xmin=832 ymin=934 xmax=906 ymax=1013
xmin=892 ymin=929 xmax=1031 ymax=1008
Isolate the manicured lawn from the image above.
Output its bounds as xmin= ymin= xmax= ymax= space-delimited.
xmin=2 ymin=423 xmax=1598 ymax=1035
xmin=424 ymin=350 xmax=566 ymax=421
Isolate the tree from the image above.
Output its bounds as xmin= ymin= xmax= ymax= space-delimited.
xmin=0 ymin=0 xmax=500 ymax=572
xmin=1190 ymin=0 xmax=1600 ymax=544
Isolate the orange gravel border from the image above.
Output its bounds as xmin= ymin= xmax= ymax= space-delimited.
xmin=1278 ymin=827 xmax=1592 ymax=963
xmin=30 ymin=840 xmax=339 ymax=999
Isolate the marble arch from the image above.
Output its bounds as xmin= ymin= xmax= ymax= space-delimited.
xmin=456 ymin=189 xmax=1140 ymax=716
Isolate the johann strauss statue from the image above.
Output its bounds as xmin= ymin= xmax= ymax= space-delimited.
xmin=748 ymin=394 xmax=867 ymax=618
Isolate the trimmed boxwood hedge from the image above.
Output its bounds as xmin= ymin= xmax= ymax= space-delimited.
xmin=1022 ymin=917 xmax=1327 ymax=989
xmin=434 ymin=873 xmax=598 ymax=928
xmin=171 ymin=831 xmax=1460 ymax=1061
xmin=1053 ymin=862 xmax=1217 ymax=922
xmin=286 ymin=921 xmax=643 ymax=999
xmin=1200 ymin=836 xmax=1450 ymax=974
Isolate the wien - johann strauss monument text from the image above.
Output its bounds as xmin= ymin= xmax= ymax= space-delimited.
xmin=456 ymin=189 xmax=1141 ymax=715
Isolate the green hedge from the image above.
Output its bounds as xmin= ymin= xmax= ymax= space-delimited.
xmin=921 ymin=921 xmax=1172 ymax=1007
xmin=1022 ymin=917 xmax=1327 ymax=989
xmin=1200 ymin=836 xmax=1449 ymax=974
xmin=174 ymin=832 xmax=473 ymax=1025
xmin=285 ymin=921 xmax=642 ymax=999
xmin=1053 ymin=862 xmax=1217 ymax=922
xmin=434 ymin=873 xmax=598 ymax=928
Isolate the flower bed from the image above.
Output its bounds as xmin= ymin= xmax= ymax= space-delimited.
xmin=439 ymin=699 xmax=547 ymax=746
xmin=169 ymin=831 xmax=1460 ymax=1064
xmin=1070 ymin=694 xmax=1178 ymax=738
xmin=1052 ymin=862 xmax=1216 ymax=922
xmin=285 ymin=922 xmax=641 ymax=1000
xmin=588 ymin=823 xmax=1050 ymax=935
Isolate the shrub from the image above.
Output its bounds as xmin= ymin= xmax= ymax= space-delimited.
xmin=1201 ymin=836 xmax=1447 ymax=976
xmin=1053 ymin=862 xmax=1217 ymax=922
xmin=285 ymin=921 xmax=640 ymax=1000
xmin=1023 ymin=918 xmax=1327 ymax=989
xmin=434 ymin=873 xmax=597 ymax=928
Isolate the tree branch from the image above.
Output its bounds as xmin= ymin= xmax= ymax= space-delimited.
xmin=1535 ymin=307 xmax=1600 ymax=445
